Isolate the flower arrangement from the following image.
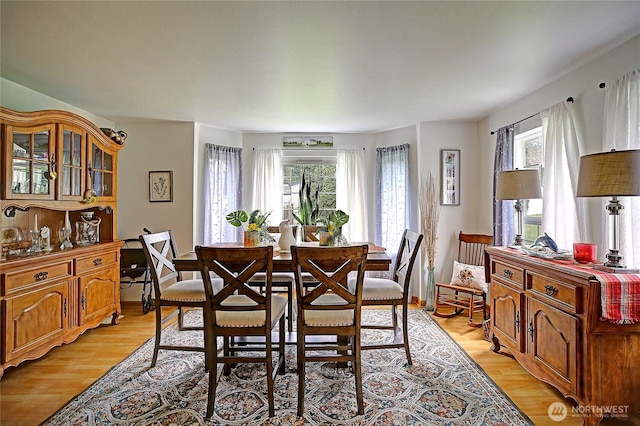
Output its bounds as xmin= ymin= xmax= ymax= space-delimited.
xmin=226 ymin=209 xmax=272 ymax=246
xmin=82 ymin=189 xmax=98 ymax=204
xmin=316 ymin=209 xmax=349 ymax=246
xmin=419 ymin=171 xmax=440 ymax=311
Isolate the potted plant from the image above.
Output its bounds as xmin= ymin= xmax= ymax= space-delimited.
xmin=316 ymin=209 xmax=349 ymax=246
xmin=225 ymin=209 xmax=272 ymax=246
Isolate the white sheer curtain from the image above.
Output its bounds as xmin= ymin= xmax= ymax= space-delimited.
xmin=603 ymin=68 xmax=640 ymax=268
xmin=203 ymin=144 xmax=242 ymax=245
xmin=251 ymin=148 xmax=283 ymax=224
xmin=336 ymin=149 xmax=368 ymax=242
xmin=541 ymin=101 xmax=586 ymax=249
xmin=375 ymin=144 xmax=410 ymax=252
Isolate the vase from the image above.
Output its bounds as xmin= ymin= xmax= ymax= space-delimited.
xmin=243 ymin=230 xmax=260 ymax=247
xmin=424 ymin=266 xmax=436 ymax=311
xmin=277 ymin=220 xmax=296 ymax=253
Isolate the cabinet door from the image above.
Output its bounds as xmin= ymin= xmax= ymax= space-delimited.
xmin=527 ymin=298 xmax=579 ymax=395
xmin=491 ymin=278 xmax=525 ymax=352
xmin=2 ymin=124 xmax=55 ymax=200
xmin=79 ymin=267 xmax=117 ymax=325
xmin=57 ymin=124 xmax=86 ymax=200
xmin=87 ymin=135 xmax=116 ymax=201
xmin=3 ymin=281 xmax=68 ymax=363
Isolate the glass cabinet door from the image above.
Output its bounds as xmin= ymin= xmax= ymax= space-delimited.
xmin=58 ymin=125 xmax=86 ymax=200
xmin=88 ymin=136 xmax=115 ymax=199
xmin=5 ymin=124 xmax=55 ymax=200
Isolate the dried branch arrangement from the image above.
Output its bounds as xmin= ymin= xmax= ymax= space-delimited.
xmin=419 ymin=171 xmax=440 ymax=268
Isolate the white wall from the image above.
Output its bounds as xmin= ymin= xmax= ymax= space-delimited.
xmin=479 ymin=34 xmax=640 ymax=258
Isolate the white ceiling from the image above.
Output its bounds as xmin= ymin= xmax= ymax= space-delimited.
xmin=1 ymin=1 xmax=639 ymax=133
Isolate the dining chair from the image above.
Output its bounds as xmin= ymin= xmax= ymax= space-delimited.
xmin=195 ymin=245 xmax=286 ymax=418
xmin=247 ymin=225 xmax=297 ymax=332
xmin=352 ymin=229 xmax=423 ymax=365
xmin=140 ymin=230 xmax=212 ymax=368
xmin=433 ymin=231 xmax=493 ymax=327
xmin=291 ymin=244 xmax=368 ymax=417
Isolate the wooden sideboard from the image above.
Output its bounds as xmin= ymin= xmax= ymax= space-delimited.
xmin=487 ymin=246 xmax=640 ymax=425
xmin=0 ymin=107 xmax=124 ymax=378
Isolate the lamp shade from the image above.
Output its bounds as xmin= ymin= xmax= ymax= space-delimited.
xmin=496 ymin=169 xmax=542 ymax=200
xmin=577 ymin=149 xmax=640 ymax=197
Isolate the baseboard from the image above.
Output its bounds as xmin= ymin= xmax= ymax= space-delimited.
xmin=412 ymin=296 xmax=425 ymax=307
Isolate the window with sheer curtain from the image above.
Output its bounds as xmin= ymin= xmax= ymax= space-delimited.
xmin=203 ymin=144 xmax=242 ymax=245
xmin=602 ymin=68 xmax=640 ymax=268
xmin=375 ymin=144 xmax=409 ymax=253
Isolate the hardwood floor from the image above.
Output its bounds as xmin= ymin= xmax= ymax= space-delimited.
xmin=0 ymin=303 xmax=583 ymax=425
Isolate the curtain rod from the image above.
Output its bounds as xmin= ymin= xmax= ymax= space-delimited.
xmin=490 ymin=96 xmax=574 ymax=135
xmin=252 ymin=147 xmax=365 ymax=150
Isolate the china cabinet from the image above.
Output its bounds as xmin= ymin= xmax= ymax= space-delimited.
xmin=0 ymin=107 xmax=124 ymax=378
xmin=487 ymin=247 xmax=640 ymax=425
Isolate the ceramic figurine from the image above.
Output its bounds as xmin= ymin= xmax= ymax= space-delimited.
xmin=531 ymin=233 xmax=558 ymax=252
xmin=278 ymin=220 xmax=296 ymax=253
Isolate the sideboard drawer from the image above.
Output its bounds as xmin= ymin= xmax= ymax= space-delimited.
xmin=492 ymin=260 xmax=524 ymax=289
xmin=527 ymin=272 xmax=581 ymax=314
xmin=76 ymin=250 xmax=118 ymax=273
xmin=3 ymin=261 xmax=73 ymax=294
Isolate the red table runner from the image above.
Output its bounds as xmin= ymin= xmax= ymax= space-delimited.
xmin=594 ymin=273 xmax=640 ymax=324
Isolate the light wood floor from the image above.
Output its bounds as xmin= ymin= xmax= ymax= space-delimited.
xmin=0 ymin=303 xmax=583 ymax=426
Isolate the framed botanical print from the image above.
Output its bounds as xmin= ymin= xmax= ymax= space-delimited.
xmin=149 ymin=171 xmax=173 ymax=202
xmin=440 ymin=149 xmax=460 ymax=206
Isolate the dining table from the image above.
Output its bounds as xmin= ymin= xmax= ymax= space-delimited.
xmin=173 ymin=241 xmax=392 ymax=273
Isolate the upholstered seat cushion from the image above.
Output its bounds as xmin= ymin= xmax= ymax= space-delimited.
xmin=161 ymin=279 xmax=208 ymax=302
xmin=249 ymin=272 xmax=294 ymax=284
xmin=299 ymin=294 xmax=353 ymax=327
xmin=348 ymin=277 xmax=403 ymax=300
xmin=215 ymin=294 xmax=288 ymax=327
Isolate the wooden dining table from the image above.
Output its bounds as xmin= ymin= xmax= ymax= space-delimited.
xmin=173 ymin=242 xmax=392 ymax=273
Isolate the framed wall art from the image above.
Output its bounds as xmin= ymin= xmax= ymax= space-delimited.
xmin=149 ymin=170 xmax=173 ymax=202
xmin=440 ymin=149 xmax=460 ymax=206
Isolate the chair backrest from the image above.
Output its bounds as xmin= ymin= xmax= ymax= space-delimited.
xmin=291 ymin=245 xmax=368 ymax=320
xmin=140 ymin=230 xmax=181 ymax=296
xmin=392 ymin=229 xmax=424 ymax=291
xmin=267 ymin=225 xmax=298 ymax=239
xmin=457 ymin=232 xmax=493 ymax=266
xmin=195 ymin=245 xmax=273 ymax=324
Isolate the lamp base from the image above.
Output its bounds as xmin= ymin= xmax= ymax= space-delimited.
xmin=592 ymin=264 xmax=639 ymax=274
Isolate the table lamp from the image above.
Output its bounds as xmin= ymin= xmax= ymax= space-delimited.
xmin=577 ymin=149 xmax=640 ymax=271
xmin=496 ymin=168 xmax=542 ymax=247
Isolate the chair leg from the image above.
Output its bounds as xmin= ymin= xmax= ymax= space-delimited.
xmin=354 ymin=333 xmax=364 ymax=415
xmin=265 ymin=326 xmax=275 ymax=417
xmin=401 ymin=304 xmax=412 ymax=365
xmin=206 ymin=333 xmax=218 ymax=418
xmin=151 ymin=305 xmax=162 ymax=367
xmin=287 ymin=283 xmax=294 ymax=332
xmin=296 ymin=329 xmax=305 ymax=417
xmin=278 ymin=316 xmax=286 ymax=375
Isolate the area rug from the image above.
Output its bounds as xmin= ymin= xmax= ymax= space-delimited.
xmin=44 ymin=310 xmax=532 ymax=425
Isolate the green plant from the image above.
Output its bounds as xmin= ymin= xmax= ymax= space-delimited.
xmin=225 ymin=209 xmax=271 ymax=231
xmin=317 ymin=209 xmax=349 ymax=236
xmin=291 ymin=173 xmax=320 ymax=226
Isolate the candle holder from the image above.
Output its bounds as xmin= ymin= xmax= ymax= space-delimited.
xmin=29 ymin=230 xmax=42 ymax=254
xmin=59 ymin=227 xmax=73 ymax=250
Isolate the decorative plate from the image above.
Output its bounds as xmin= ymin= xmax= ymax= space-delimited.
xmin=520 ymin=246 xmax=573 ymax=260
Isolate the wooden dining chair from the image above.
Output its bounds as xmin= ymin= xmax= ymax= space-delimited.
xmin=352 ymin=229 xmax=423 ymax=365
xmin=195 ymin=245 xmax=286 ymax=418
xmin=291 ymin=244 xmax=368 ymax=417
xmin=140 ymin=230 xmax=213 ymax=368
xmin=247 ymin=225 xmax=297 ymax=332
xmin=433 ymin=231 xmax=493 ymax=327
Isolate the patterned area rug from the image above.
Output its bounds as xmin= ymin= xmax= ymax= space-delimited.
xmin=44 ymin=310 xmax=532 ymax=425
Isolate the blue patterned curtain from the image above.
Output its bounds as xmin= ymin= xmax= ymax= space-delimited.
xmin=493 ymin=126 xmax=514 ymax=246
xmin=203 ymin=144 xmax=242 ymax=245
xmin=375 ymin=144 xmax=410 ymax=252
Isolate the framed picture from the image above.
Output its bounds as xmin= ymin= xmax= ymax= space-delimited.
xmin=149 ymin=171 xmax=173 ymax=202
xmin=283 ymin=136 xmax=333 ymax=148
xmin=440 ymin=149 xmax=460 ymax=206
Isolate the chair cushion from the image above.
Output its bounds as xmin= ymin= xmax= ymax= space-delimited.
xmin=302 ymin=294 xmax=353 ymax=327
xmin=450 ymin=260 xmax=487 ymax=292
xmin=215 ymin=294 xmax=287 ymax=327
xmin=349 ymin=277 xmax=403 ymax=300
xmin=161 ymin=279 xmax=207 ymax=302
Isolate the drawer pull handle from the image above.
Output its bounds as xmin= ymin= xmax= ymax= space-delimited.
xmin=528 ymin=319 xmax=534 ymax=342
xmin=544 ymin=285 xmax=559 ymax=297
xmin=93 ymin=258 xmax=103 ymax=266
xmin=515 ymin=311 xmax=520 ymax=331
xmin=34 ymin=271 xmax=48 ymax=281
xmin=503 ymin=269 xmax=513 ymax=279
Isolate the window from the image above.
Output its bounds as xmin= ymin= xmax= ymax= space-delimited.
xmin=514 ymin=127 xmax=543 ymax=244
xmin=281 ymin=154 xmax=337 ymax=223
